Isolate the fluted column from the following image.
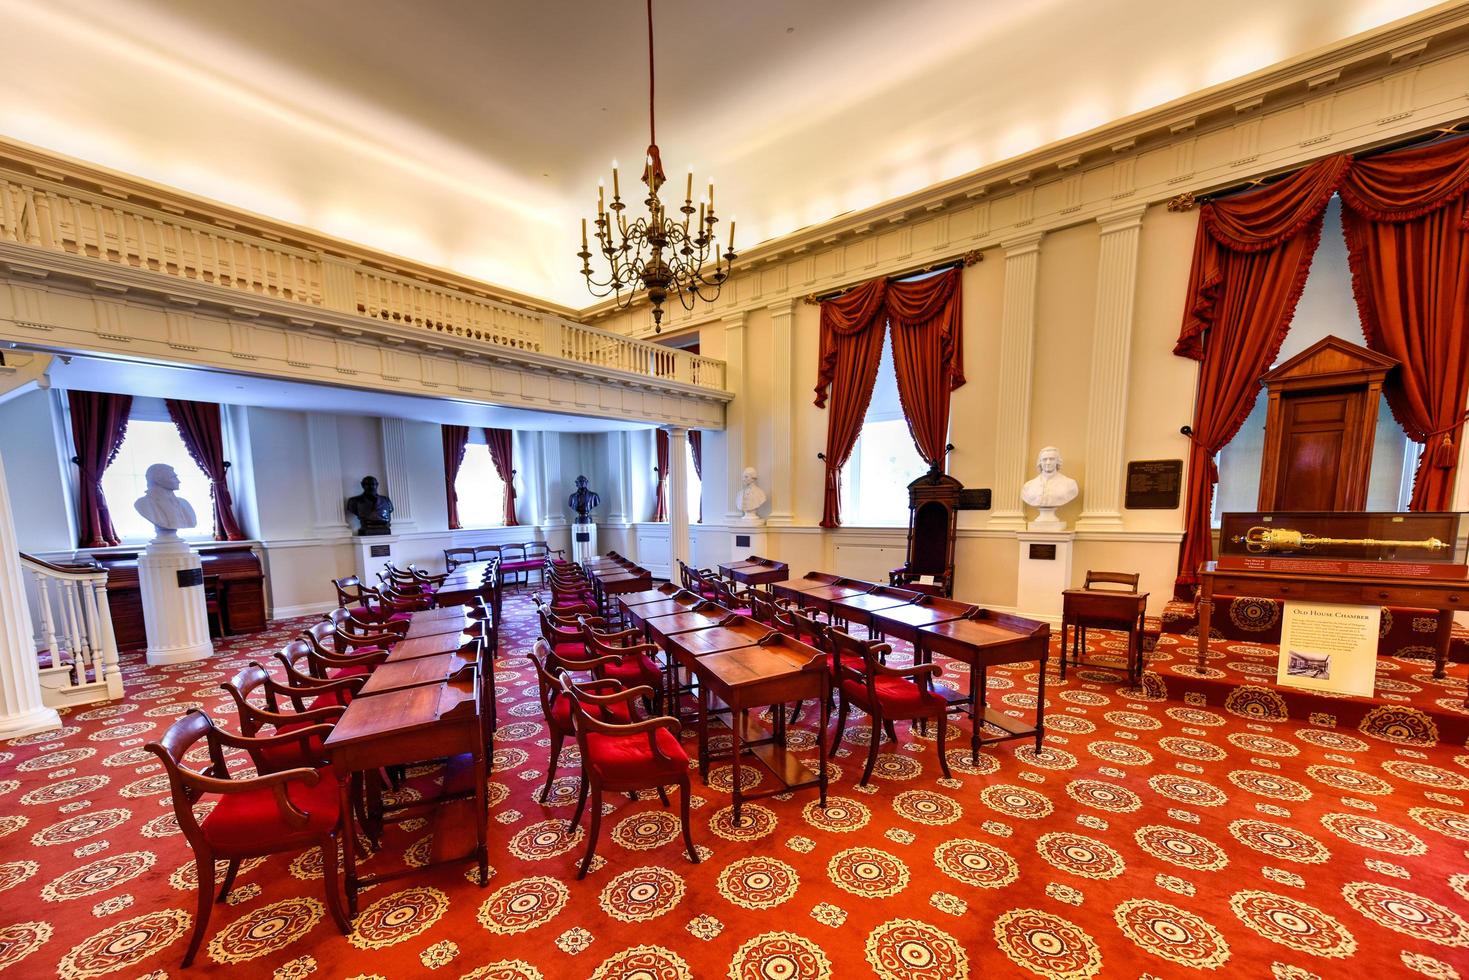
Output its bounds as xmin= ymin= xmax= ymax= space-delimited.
xmin=721 ymin=311 xmax=748 ymax=521
xmin=667 ymin=426 xmax=691 ymax=570
xmin=379 ymin=418 xmax=417 ymax=532
xmin=765 ymin=300 xmax=795 ymax=526
xmin=1077 ymin=205 xmax=1148 ymax=531
xmin=0 ymin=449 xmax=61 ymax=738
xmin=540 ymin=433 xmax=567 ymax=527
xmin=989 ymin=233 xmax=1044 ymax=530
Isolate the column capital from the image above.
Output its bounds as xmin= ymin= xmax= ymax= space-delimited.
xmin=1096 ymin=202 xmax=1149 ymax=235
xmin=765 ymin=298 xmax=797 ymax=319
xmin=1000 ymin=231 xmax=1045 ymax=257
xmin=721 ymin=310 xmax=748 ymax=330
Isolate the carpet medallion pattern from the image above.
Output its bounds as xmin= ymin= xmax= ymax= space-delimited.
xmin=0 ymin=593 xmax=1467 ymax=978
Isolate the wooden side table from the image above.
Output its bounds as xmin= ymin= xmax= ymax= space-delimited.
xmin=1059 ymin=589 xmax=1149 ymax=687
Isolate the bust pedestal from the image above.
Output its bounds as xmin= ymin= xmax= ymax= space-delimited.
xmin=1015 ymin=530 xmax=1074 ymax=624
xmin=138 ymin=532 xmax=213 ymax=665
xmin=571 ymin=523 xmax=598 ymax=564
xmin=352 ymin=534 xmax=399 ymax=586
xmin=729 ymin=518 xmax=768 ymax=566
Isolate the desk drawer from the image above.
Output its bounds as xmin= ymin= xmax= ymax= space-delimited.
xmin=1209 ymin=578 xmax=1358 ymax=603
xmin=1358 ymin=586 xmax=1466 ymax=608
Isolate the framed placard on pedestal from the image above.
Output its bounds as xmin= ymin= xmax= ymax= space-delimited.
xmin=1276 ymin=601 xmax=1380 ymax=698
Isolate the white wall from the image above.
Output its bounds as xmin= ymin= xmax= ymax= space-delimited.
xmin=0 ymin=389 xmax=74 ymax=554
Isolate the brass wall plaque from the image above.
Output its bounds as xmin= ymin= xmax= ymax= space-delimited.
xmin=957 ymin=488 xmax=992 ymax=510
xmin=1028 ymin=544 xmax=1057 ymax=560
xmin=1125 ymin=459 xmax=1183 ymax=510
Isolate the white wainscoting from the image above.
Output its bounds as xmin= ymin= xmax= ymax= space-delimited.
xmin=631 ymin=524 xmax=672 ymax=579
xmin=833 ymin=541 xmax=907 ymax=582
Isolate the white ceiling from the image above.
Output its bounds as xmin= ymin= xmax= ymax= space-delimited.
xmin=0 ymin=0 xmax=1442 ymax=307
xmin=45 ymin=355 xmax=652 ymax=432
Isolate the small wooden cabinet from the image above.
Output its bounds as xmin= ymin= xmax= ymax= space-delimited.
xmin=1257 ymin=336 xmax=1398 ymax=512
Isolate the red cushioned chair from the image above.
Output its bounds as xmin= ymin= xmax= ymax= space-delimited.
xmin=562 ymin=674 xmax=698 ymax=879
xmin=276 ymin=640 xmax=379 ymax=704
xmin=580 ymin=618 xmax=664 ymax=712
xmin=325 ymin=607 xmax=408 ymax=647
xmin=677 ymin=559 xmax=722 ymax=600
xmin=528 ymin=639 xmax=628 ymax=802
xmin=444 ymin=546 xmax=476 ymax=572
xmin=218 ymin=663 xmax=347 ymax=773
xmin=829 ymin=626 xmax=951 ymax=785
xmin=538 ymin=605 xmax=593 ymax=665
xmin=147 ymin=710 xmax=350 ymax=967
xmin=706 ymin=576 xmax=755 ymax=617
xmin=334 ymin=577 xmax=417 ymax=624
xmin=301 ymin=622 xmax=390 ymax=676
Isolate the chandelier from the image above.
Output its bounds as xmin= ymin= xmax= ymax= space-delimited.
xmin=579 ymin=0 xmax=736 ymax=333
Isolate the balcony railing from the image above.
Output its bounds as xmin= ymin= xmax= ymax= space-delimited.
xmin=19 ymin=553 xmax=122 ymax=707
xmin=0 ymin=173 xmax=726 ymax=392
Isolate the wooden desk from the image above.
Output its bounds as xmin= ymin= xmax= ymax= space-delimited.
xmin=777 ymin=580 xmax=873 ymax=616
xmin=870 ymin=595 xmax=977 ymax=645
xmin=917 ymin=610 xmax=1050 ymax=762
xmin=617 ymin=584 xmax=684 ymax=607
xmin=831 ymin=585 xmax=921 ymax=631
xmin=434 ymin=576 xmax=492 ymax=608
xmin=1196 ymin=561 xmax=1469 ymax=704
xmin=358 ymin=651 xmax=475 ymax=698
xmin=323 ymin=675 xmax=488 ymax=913
xmin=592 ymin=568 xmax=654 ymax=618
xmin=1061 ymin=588 xmax=1149 ymax=686
xmin=385 ymin=630 xmax=472 ymax=664
xmin=646 ymin=605 xmax=734 ymax=646
xmin=718 ymin=556 xmax=790 ymax=590
xmin=682 ymin=634 xmax=828 ymax=825
xmin=622 ymin=593 xmax=704 ymax=632
xmin=404 ymin=611 xmax=478 ymax=640
xmin=666 ymin=618 xmax=776 ymax=658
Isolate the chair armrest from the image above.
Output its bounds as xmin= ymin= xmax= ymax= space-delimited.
xmin=589 ymin=626 xmax=643 ymax=646
xmin=872 ymin=661 xmax=942 ymax=681
xmin=555 ymin=653 xmax=624 ymax=673
xmin=335 ymin=628 xmax=399 ymax=649
xmin=575 ymin=684 xmax=655 ymax=707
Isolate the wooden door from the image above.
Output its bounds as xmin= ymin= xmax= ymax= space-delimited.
xmin=1272 ymin=391 xmax=1362 ymax=510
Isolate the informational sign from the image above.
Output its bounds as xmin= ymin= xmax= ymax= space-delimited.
xmin=1276 ymin=601 xmax=1380 ymax=698
xmin=1125 ymin=459 xmax=1183 ymax=510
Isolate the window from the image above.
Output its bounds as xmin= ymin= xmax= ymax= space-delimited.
xmin=454 ymin=440 xmax=507 ymax=528
xmin=686 ymin=439 xmax=702 ymax=522
xmin=840 ymin=335 xmax=930 ymax=525
xmin=101 ymin=417 xmax=213 ymax=543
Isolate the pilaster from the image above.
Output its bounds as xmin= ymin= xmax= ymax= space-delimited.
xmin=721 ymin=311 xmax=748 ymax=521
xmin=540 ymin=433 xmax=567 ymax=526
xmin=605 ymin=431 xmax=630 ymax=524
xmin=306 ymin=413 xmax=350 ymax=536
xmin=378 ymin=417 xmax=418 ymax=533
xmin=765 ymin=300 xmax=795 ymax=526
xmin=0 ymin=449 xmax=61 ymax=738
xmin=989 ymin=232 xmax=1044 ymax=530
xmin=1076 ymin=204 xmax=1148 ymax=531
xmin=667 ymin=425 xmax=691 ymax=570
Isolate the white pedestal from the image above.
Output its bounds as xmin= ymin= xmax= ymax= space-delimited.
xmin=571 ymin=523 xmax=598 ymax=564
xmin=138 ymin=533 xmax=213 ymax=665
xmin=730 ymin=519 xmax=768 ymax=562
xmin=1016 ymin=531 xmax=1075 ymax=623
xmin=352 ymin=535 xmax=399 ymax=585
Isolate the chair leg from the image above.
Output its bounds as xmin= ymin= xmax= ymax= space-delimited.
xmin=182 ymin=853 xmax=214 ymax=968
xmin=861 ymin=715 xmax=881 ymax=786
xmin=787 ymin=699 xmax=804 ymax=724
xmin=883 ymin=719 xmax=898 ymax=743
xmin=577 ymin=785 xmax=603 ymax=880
xmin=216 ymin=858 xmax=240 ymax=902
xmin=320 ymin=835 xmax=351 ymax=934
xmin=568 ymin=773 xmax=590 ymax=834
xmin=540 ymin=731 xmax=565 ymax=803
xmin=935 ymin=711 xmax=952 ymax=780
xmin=679 ymin=777 xmax=699 ymax=864
xmin=656 ymin=784 xmax=670 ymax=807
xmin=830 ymin=697 xmax=850 ymax=757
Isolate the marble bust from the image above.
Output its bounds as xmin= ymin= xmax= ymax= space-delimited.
xmin=1020 ymin=446 xmax=1079 ymax=530
xmin=133 ymin=463 xmax=198 ymax=539
xmin=345 ymin=476 xmax=394 ymax=536
xmin=568 ymin=475 xmax=600 ymax=525
xmin=735 ymin=466 xmax=767 ymax=522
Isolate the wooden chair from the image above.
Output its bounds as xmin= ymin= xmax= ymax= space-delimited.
xmin=562 ymin=674 xmax=697 ymax=879
xmin=473 ymin=544 xmax=503 ymax=562
xmin=301 ymin=622 xmax=391 ymax=675
xmin=444 ymin=547 xmax=476 ymax=572
xmin=218 ymin=664 xmax=345 ymax=773
xmin=580 ymin=619 xmax=664 ymax=711
xmin=828 ymin=626 xmax=951 ymax=785
xmin=678 ymin=560 xmax=720 ymax=600
xmin=147 ymin=710 xmax=350 ymax=967
xmin=527 ymin=639 xmax=627 ymax=802
xmin=326 ymin=607 xmax=410 ymax=643
xmin=279 ymin=636 xmax=384 ymax=690
xmin=499 ymin=543 xmax=531 ymax=590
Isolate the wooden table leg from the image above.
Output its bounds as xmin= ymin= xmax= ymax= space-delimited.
xmin=474 ymin=754 xmax=489 ymax=886
xmin=1058 ymin=616 xmax=1069 ymax=680
xmin=1433 ymin=608 xmax=1452 ymax=681
xmin=339 ymin=770 xmax=359 ymax=917
xmin=971 ymin=665 xmax=986 ymax=764
xmin=818 ymin=683 xmax=830 ymax=807
xmin=1195 ymin=591 xmax=1213 ymax=675
xmin=1035 ymin=655 xmax=1047 ymax=752
xmin=697 ymin=685 xmax=711 ymax=782
xmin=730 ymin=707 xmax=745 ymax=828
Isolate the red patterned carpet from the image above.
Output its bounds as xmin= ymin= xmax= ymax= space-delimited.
xmin=2 ymin=594 xmax=1469 ymax=979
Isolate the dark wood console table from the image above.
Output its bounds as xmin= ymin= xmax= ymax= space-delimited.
xmin=95 ymin=544 xmax=265 ymax=647
xmin=1196 ymin=561 xmax=1469 ymax=701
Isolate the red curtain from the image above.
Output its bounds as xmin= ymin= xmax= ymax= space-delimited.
xmin=1172 ymin=155 xmax=1349 ymax=599
xmin=485 ymin=428 xmax=518 ymax=526
xmin=1339 ymin=134 xmax=1469 ymax=511
xmin=687 ymin=430 xmax=703 ymax=523
xmin=887 ymin=268 xmax=965 ymax=466
xmin=442 ymin=425 xmax=469 ymax=530
xmin=67 ymin=390 xmax=133 ymax=548
xmin=815 ymin=279 xmax=890 ymax=527
xmin=653 ymin=428 xmax=670 ymax=522
xmin=164 ymin=399 xmax=245 ymax=541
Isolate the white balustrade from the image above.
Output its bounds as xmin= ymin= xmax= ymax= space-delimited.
xmin=19 ymin=554 xmax=122 ymax=706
